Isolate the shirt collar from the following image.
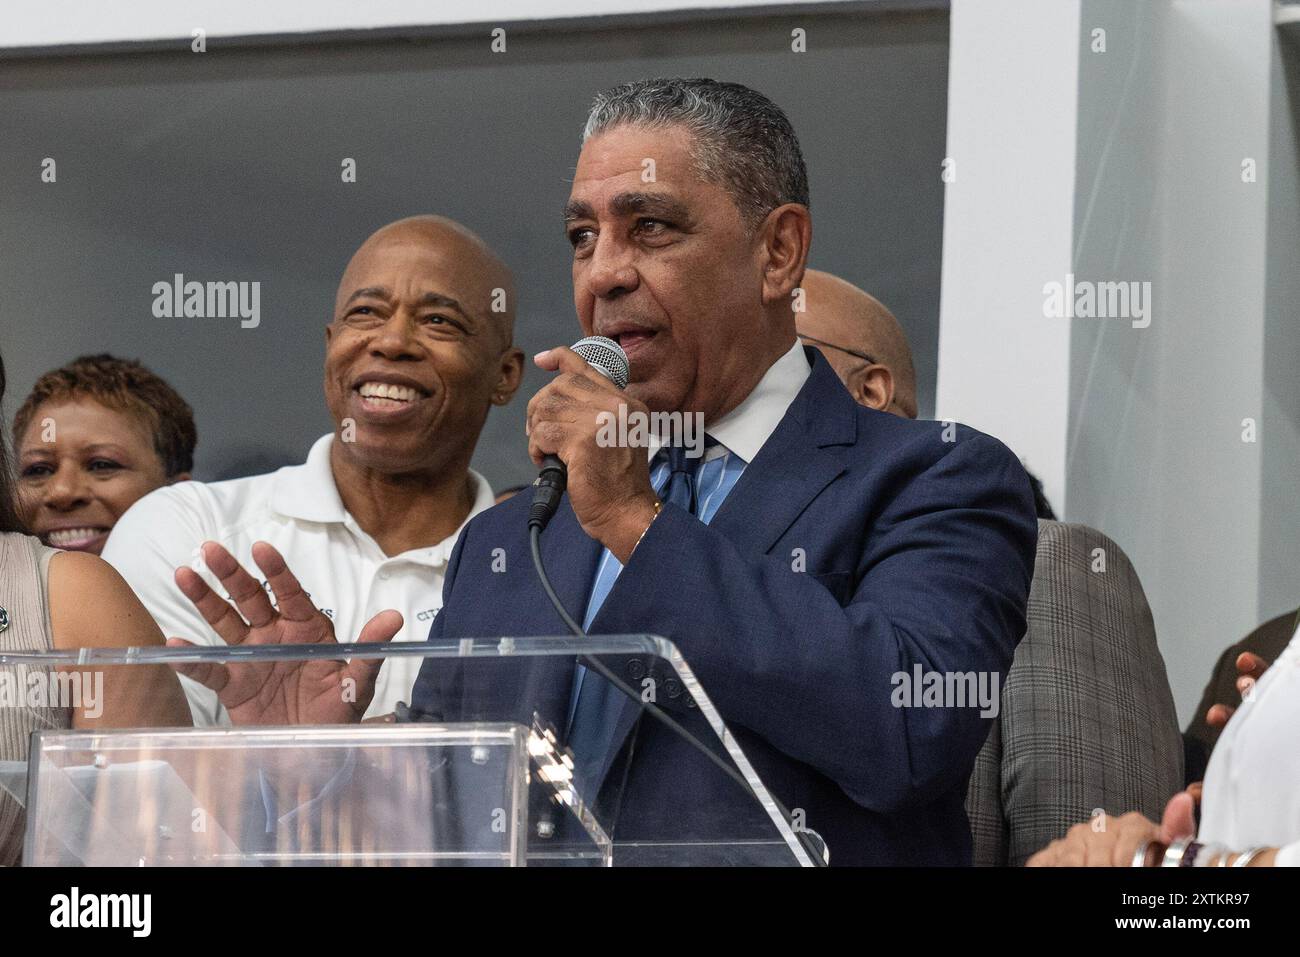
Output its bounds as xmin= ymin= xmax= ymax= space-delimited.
xmin=704 ymin=339 xmax=810 ymax=464
xmin=271 ymin=432 xmax=495 ymax=564
xmin=270 ymin=434 xmax=348 ymax=524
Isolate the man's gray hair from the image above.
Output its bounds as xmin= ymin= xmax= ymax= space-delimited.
xmin=582 ymin=77 xmax=810 ymax=229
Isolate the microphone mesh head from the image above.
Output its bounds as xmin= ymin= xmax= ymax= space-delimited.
xmin=572 ymin=335 xmax=630 ymax=390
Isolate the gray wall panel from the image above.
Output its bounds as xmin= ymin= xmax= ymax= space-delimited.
xmin=0 ymin=9 xmax=949 ymax=488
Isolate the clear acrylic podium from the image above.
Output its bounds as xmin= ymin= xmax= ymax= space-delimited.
xmin=0 ymin=636 xmax=820 ymax=866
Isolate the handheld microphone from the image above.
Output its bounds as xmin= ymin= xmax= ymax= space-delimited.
xmin=527 ymin=335 xmax=630 ymax=532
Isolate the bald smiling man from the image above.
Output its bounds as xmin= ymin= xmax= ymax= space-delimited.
xmin=797 ymin=269 xmax=917 ymax=419
xmin=102 ymin=215 xmax=524 ymax=725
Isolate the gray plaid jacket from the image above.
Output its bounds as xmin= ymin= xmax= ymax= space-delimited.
xmin=966 ymin=521 xmax=1184 ymax=866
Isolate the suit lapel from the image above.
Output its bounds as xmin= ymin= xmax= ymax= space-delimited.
xmin=541 ymin=499 xmax=604 ymax=733
xmin=538 ymin=498 xmax=605 ymax=630
xmin=462 ymin=499 xmax=602 ymax=738
xmin=710 ymin=350 xmax=856 ymax=553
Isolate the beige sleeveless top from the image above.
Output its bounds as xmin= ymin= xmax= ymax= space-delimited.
xmin=0 ymin=532 xmax=69 ymax=866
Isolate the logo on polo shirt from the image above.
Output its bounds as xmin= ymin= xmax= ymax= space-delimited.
xmin=222 ymin=580 xmax=331 ymax=619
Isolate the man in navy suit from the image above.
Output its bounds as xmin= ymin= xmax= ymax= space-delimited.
xmin=408 ymin=78 xmax=1038 ymax=865
xmin=169 ymin=78 xmax=1036 ymax=865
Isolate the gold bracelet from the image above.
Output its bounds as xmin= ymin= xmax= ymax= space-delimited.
xmin=630 ymin=500 xmax=663 ymax=556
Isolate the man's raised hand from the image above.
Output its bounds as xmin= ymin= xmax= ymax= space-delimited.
xmin=167 ymin=541 xmax=402 ymax=725
xmin=527 ymin=346 xmax=659 ymax=562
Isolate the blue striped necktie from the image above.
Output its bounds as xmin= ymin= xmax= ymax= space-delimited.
xmin=661 ymin=440 xmax=709 ymax=514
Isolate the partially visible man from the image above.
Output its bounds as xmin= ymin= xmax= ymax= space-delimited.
xmin=796 ymin=268 xmax=917 ymax=418
xmin=102 ymin=215 xmax=524 ymax=724
xmin=1183 ymin=608 xmax=1297 ymax=784
xmin=1028 ymin=612 xmax=1300 ymax=869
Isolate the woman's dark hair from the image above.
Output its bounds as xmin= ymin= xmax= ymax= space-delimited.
xmin=0 ymin=349 xmax=28 ymax=533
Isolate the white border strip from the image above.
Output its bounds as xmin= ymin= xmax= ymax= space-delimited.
xmin=0 ymin=0 xmax=937 ymax=52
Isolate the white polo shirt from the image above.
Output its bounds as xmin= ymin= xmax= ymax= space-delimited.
xmin=101 ymin=433 xmax=495 ymax=726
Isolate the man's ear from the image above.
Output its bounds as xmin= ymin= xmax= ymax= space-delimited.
xmin=758 ymin=204 xmax=812 ymax=307
xmin=492 ymin=347 xmax=526 ymax=406
xmin=856 ymin=365 xmax=897 ymax=414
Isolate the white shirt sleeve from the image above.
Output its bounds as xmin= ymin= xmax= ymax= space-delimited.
xmin=1199 ymin=623 xmax=1300 ymax=860
xmin=100 ymin=483 xmax=226 ymax=726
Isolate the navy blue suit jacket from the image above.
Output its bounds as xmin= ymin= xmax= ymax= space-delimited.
xmin=410 ymin=349 xmax=1037 ymax=865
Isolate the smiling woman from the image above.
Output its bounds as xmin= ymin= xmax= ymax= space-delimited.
xmin=12 ymin=354 xmax=196 ymax=555
xmin=0 ymin=347 xmax=193 ymax=864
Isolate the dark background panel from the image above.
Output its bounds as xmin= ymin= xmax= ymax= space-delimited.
xmin=0 ymin=8 xmax=949 ymax=488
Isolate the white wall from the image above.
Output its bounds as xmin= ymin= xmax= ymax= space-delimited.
xmin=941 ymin=0 xmax=1300 ymax=723
xmin=1261 ymin=17 xmax=1300 ymax=635
xmin=935 ymin=0 xmax=1080 ymax=515
xmin=1068 ymin=0 xmax=1280 ymax=725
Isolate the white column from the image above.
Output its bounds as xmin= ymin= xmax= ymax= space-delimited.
xmin=935 ymin=0 xmax=1081 ymax=514
xmin=940 ymin=0 xmax=1299 ymax=722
